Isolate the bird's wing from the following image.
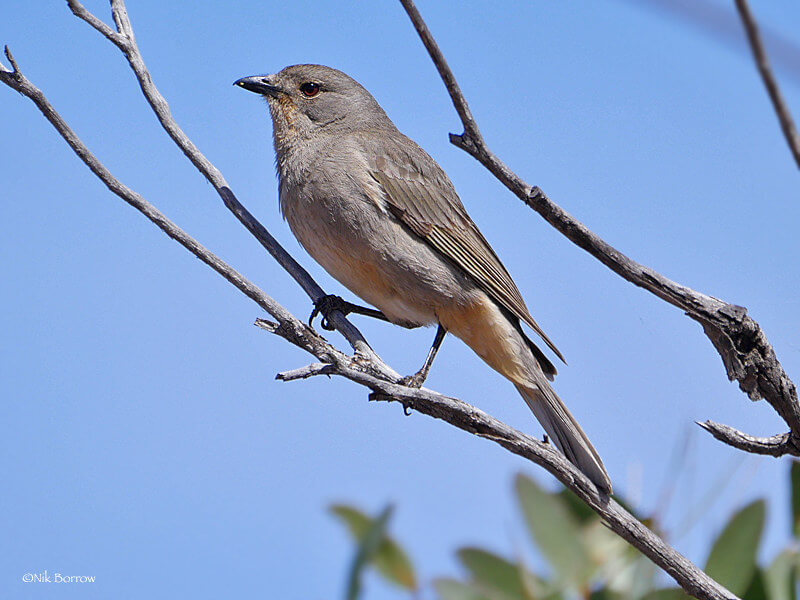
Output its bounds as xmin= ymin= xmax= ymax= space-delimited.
xmin=365 ymin=133 xmax=565 ymax=364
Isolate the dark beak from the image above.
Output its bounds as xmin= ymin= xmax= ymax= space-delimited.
xmin=234 ymin=75 xmax=282 ymax=97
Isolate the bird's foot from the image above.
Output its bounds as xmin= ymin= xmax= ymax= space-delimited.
xmin=398 ymin=325 xmax=446 ymax=389
xmin=309 ymin=295 xmax=353 ymax=331
xmin=399 ymin=371 xmax=427 ymax=389
xmin=309 ymin=294 xmax=389 ymax=331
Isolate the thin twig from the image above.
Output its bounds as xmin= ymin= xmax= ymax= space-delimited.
xmin=254 ymin=318 xmax=279 ymax=333
xmin=344 ymin=374 xmax=735 ymax=600
xmin=0 ymin=6 xmax=750 ymax=599
xmin=3 ymin=45 xmax=20 ymax=73
xmin=0 ymin=50 xmax=341 ymax=367
xmin=398 ymin=0 xmax=799 ymax=453
xmin=697 ymin=420 xmax=800 ymax=457
xmin=734 ymin=0 xmax=800 ymax=169
xmin=66 ymin=0 xmax=122 ymax=44
xmin=65 ymin=0 xmax=390 ymax=371
xmin=276 ymin=362 xmax=336 ymax=382
xmin=1 ymin=33 xmax=734 ymax=600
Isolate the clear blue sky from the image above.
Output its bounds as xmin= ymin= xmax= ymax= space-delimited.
xmin=2 ymin=1 xmax=799 ymax=597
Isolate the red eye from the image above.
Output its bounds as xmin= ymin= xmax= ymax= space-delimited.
xmin=300 ymin=82 xmax=320 ymax=97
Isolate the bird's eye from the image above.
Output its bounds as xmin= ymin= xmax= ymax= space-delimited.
xmin=300 ymin=82 xmax=320 ymax=97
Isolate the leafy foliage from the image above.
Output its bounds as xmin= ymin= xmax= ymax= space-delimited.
xmin=333 ymin=461 xmax=800 ymax=600
xmin=516 ymin=474 xmax=591 ymax=589
xmin=330 ymin=503 xmax=417 ymax=597
xmin=704 ymin=500 xmax=765 ymax=596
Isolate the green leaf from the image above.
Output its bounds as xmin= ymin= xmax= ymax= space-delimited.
xmin=342 ymin=505 xmax=392 ymax=600
xmin=763 ymin=550 xmax=796 ymax=600
xmin=745 ymin=568 xmax=768 ymax=600
xmin=704 ymin=499 xmax=766 ymax=596
xmin=641 ymin=588 xmax=692 ymax=600
xmin=791 ymin=462 xmax=800 ymax=538
xmin=515 ymin=473 xmax=590 ymax=586
xmin=434 ymin=578 xmax=492 ymax=600
xmin=457 ymin=547 xmax=538 ymax=600
xmin=589 ymin=588 xmax=626 ymax=600
xmin=330 ymin=504 xmax=418 ymax=594
xmin=556 ymin=489 xmax=596 ymax=524
xmin=331 ymin=504 xmax=373 ymax=538
xmin=582 ymin=518 xmax=656 ymax=598
xmin=608 ymin=555 xmax=658 ymax=599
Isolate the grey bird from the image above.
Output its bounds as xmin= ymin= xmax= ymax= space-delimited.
xmin=235 ymin=64 xmax=612 ymax=493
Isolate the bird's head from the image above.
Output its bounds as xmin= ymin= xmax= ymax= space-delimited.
xmin=235 ymin=64 xmax=391 ymax=149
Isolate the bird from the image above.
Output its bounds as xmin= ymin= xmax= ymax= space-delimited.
xmin=235 ymin=64 xmax=611 ymax=493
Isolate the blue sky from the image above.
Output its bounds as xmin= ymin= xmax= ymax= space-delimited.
xmin=2 ymin=1 xmax=799 ymax=598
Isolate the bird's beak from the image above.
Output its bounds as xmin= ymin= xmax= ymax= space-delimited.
xmin=234 ymin=75 xmax=282 ymax=97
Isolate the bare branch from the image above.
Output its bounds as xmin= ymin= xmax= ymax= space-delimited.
xmin=65 ymin=0 xmax=391 ymax=372
xmin=339 ymin=370 xmax=735 ymax=600
xmin=109 ymin=0 xmax=134 ymax=38
xmin=0 ymin=6 xmax=763 ymax=599
xmin=734 ymin=0 xmax=800 ymax=169
xmin=393 ymin=0 xmax=481 ymax=145
xmin=276 ymin=363 xmax=337 ymax=382
xmin=3 ymin=45 xmax=20 ymax=73
xmin=697 ymin=420 xmax=800 ymax=457
xmin=0 ymin=54 xmax=346 ymax=366
xmin=254 ymin=317 xmax=279 ymax=333
xmin=2 ymin=60 xmax=736 ymax=600
xmin=398 ymin=0 xmax=799 ymax=453
xmin=66 ymin=0 xmax=125 ymax=46
xmin=2 ymin=38 xmax=736 ymax=600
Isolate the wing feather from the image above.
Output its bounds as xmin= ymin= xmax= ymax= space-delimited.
xmin=365 ymin=140 xmax=565 ymax=364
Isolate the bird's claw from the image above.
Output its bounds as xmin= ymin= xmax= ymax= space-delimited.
xmin=399 ymin=372 xmax=425 ymax=389
xmin=309 ymin=294 xmax=350 ymax=331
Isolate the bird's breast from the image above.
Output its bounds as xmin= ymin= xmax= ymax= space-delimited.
xmin=278 ymin=173 xmax=473 ymax=328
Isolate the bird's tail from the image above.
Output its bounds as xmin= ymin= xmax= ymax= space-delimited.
xmin=515 ymin=381 xmax=612 ymax=494
xmin=438 ymin=295 xmax=611 ymax=493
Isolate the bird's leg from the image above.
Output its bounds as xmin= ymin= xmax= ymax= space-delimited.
xmin=400 ymin=325 xmax=447 ymax=389
xmin=309 ymin=294 xmax=391 ymax=331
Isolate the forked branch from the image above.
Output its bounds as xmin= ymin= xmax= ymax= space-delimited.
xmin=0 ymin=50 xmax=732 ymax=596
xmin=65 ymin=0 xmax=393 ymax=374
xmin=398 ymin=0 xmax=799 ymax=457
xmin=0 ymin=2 xmax=752 ymax=598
